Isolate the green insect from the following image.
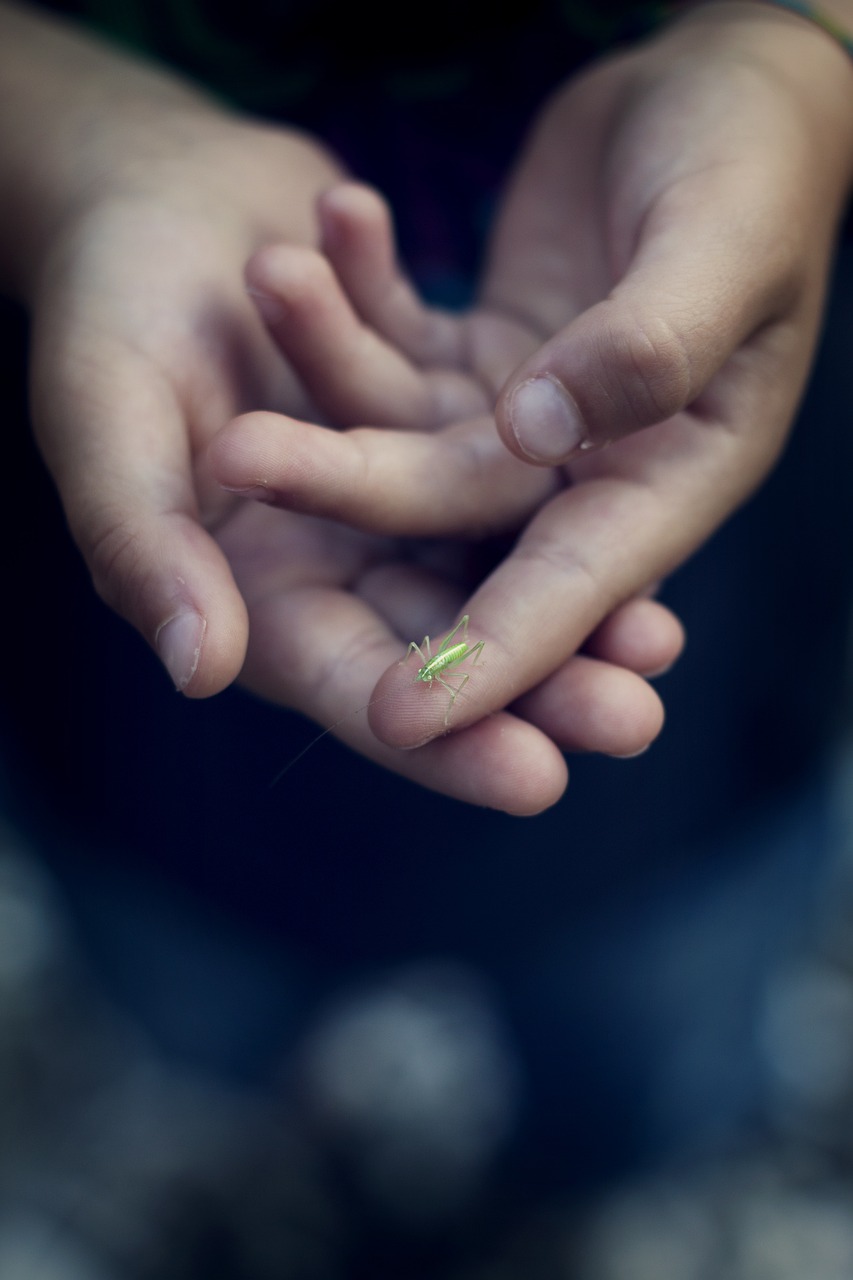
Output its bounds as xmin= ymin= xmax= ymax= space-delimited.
xmin=406 ymin=614 xmax=486 ymax=727
xmin=272 ymin=615 xmax=485 ymax=784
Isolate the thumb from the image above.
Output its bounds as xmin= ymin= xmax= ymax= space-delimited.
xmin=494 ymin=185 xmax=797 ymax=464
xmin=31 ymin=335 xmax=249 ymax=697
xmin=83 ymin=502 xmax=249 ymax=698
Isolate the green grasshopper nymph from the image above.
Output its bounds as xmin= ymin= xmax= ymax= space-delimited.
xmin=406 ymin=614 xmax=485 ymax=728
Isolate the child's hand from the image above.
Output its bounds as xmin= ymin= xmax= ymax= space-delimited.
xmin=5 ymin=6 xmax=678 ymax=814
xmin=214 ymin=1 xmax=853 ymax=803
xmin=211 ymin=492 xmax=682 ymax=812
xmin=2 ymin=2 xmax=354 ymax=696
xmin=211 ymin=189 xmax=683 ymax=811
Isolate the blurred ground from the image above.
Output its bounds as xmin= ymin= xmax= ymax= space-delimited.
xmin=3 ymin=741 xmax=853 ymax=1279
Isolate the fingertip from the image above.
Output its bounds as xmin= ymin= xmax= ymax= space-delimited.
xmin=496 ymin=293 xmax=707 ymax=461
xmin=317 ymin=180 xmax=389 ymax=240
xmin=599 ymin=673 xmax=665 ymax=758
xmin=83 ymin=506 xmax=250 ymax=699
xmin=209 ymin=411 xmax=276 ymax=494
xmin=155 ymin=610 xmax=207 ymax=692
xmin=414 ymin=715 xmax=570 ymax=815
xmin=501 ymin=746 xmax=569 ymax=816
xmin=316 ymin=181 xmax=393 ymax=281
xmin=244 ymin=246 xmax=288 ymax=324
xmin=515 ymin=658 xmax=665 ymax=759
xmin=317 ymin=182 xmax=464 ymax=370
xmin=608 ymin=696 xmax=665 ymax=758
xmin=175 ymin=585 xmax=249 ymax=699
xmin=586 ymin=597 xmax=687 ymax=678
xmin=497 ymin=374 xmax=597 ymax=466
xmin=245 ymin=242 xmax=333 ymax=314
xmin=210 ymin=410 xmax=322 ymax=512
xmin=390 ymin=708 xmax=570 ymax=815
xmin=366 ymin=659 xmax=435 ymax=750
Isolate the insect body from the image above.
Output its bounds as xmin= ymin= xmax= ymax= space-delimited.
xmin=406 ymin=614 xmax=485 ymax=727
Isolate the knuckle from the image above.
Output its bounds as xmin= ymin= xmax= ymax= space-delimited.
xmin=516 ymin=534 xmax=604 ymax=607
xmin=82 ymin=508 xmax=151 ymax=619
xmin=605 ymin=311 xmax=694 ymax=427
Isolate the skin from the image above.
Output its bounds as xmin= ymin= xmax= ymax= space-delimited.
xmin=6 ymin=2 xmax=853 ymax=812
xmin=2 ymin=0 xmax=683 ymax=817
xmin=211 ymin=2 xmax=853 ymax=810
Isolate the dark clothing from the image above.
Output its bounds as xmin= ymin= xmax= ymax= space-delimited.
xmin=3 ymin=0 xmax=852 ymax=1211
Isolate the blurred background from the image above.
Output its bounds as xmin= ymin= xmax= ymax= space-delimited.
xmin=2 ymin=737 xmax=853 ymax=1279
xmin=4 ymin=2 xmax=853 ymax=1269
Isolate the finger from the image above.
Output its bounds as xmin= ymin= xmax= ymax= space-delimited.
xmin=211 ymin=411 xmax=560 ymax=537
xmin=318 ymin=182 xmax=466 ymax=367
xmin=344 ymin=546 xmax=686 ymax=684
xmin=495 ymin=168 xmax=807 ymax=465
xmin=354 ymin=562 xmax=470 ymax=644
xmin=583 ymin=597 xmax=685 ymax=678
xmin=227 ymin=529 xmax=660 ymax=786
xmin=242 ymin=588 xmax=568 ymax=816
xmin=365 ymin=596 xmax=670 ymax=758
xmin=354 ymin=565 xmax=672 ymax=758
xmin=31 ymin=328 xmax=248 ymax=697
xmin=247 ymin=243 xmax=434 ymax=429
xmin=246 ymin=243 xmax=486 ymax=429
xmin=512 ymin=656 xmax=665 ymax=758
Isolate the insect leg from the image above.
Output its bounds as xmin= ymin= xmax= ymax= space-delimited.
xmin=405 ymin=637 xmax=431 ymax=664
xmin=436 ymin=614 xmax=470 ymax=656
xmin=436 ymin=671 xmax=470 ymax=726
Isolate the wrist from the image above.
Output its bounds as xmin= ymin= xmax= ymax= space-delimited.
xmin=665 ymin=0 xmax=853 ymax=61
xmin=0 ymin=2 xmax=226 ymax=298
xmin=676 ymin=0 xmax=853 ymax=44
xmin=652 ymin=0 xmax=853 ymax=187
xmin=0 ymin=3 xmax=341 ymax=303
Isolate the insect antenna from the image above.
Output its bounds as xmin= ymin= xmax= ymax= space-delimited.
xmin=269 ymin=689 xmax=397 ymax=787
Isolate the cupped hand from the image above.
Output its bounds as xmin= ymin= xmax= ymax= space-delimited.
xmin=214 ymin=1 xmax=853 ymax=796
xmin=8 ymin=8 xmax=681 ymax=815
xmin=15 ymin=10 xmax=346 ymax=696
xmin=33 ymin=162 xmax=672 ymax=813
xmin=211 ymin=185 xmax=683 ymax=811
xmin=213 ymin=495 xmax=681 ymax=812
xmin=30 ymin=119 xmax=351 ymax=696
xmin=488 ymin=2 xmax=853 ymax=464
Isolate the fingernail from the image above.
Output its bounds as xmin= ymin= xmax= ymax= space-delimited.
xmin=508 ymin=376 xmax=588 ymax=462
xmin=246 ymin=286 xmax=286 ymax=325
xmin=612 ymin=744 xmax=651 ymax=760
xmin=156 ymin=612 xmax=206 ymax=691
xmin=220 ymin=483 xmax=276 ymax=505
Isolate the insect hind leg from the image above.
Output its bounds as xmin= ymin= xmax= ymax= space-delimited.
xmin=436 ymin=671 xmax=471 ymax=727
xmin=469 ymin=639 xmax=485 ymax=666
xmin=405 ymin=636 xmax=431 ymax=664
xmin=437 ymin=614 xmax=469 ymax=654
